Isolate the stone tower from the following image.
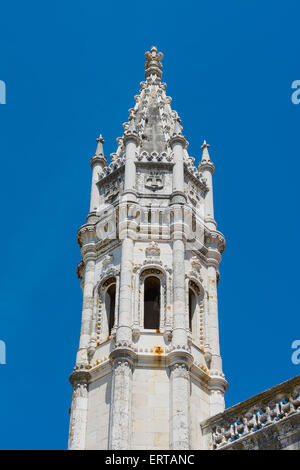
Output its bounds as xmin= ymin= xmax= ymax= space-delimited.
xmin=68 ymin=47 xmax=227 ymax=450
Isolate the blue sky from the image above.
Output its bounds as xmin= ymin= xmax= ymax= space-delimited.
xmin=0 ymin=0 xmax=299 ymax=449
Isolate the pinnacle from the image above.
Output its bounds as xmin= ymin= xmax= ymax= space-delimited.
xmin=95 ymin=133 xmax=105 ymax=156
xmin=201 ymin=140 xmax=211 ymax=162
xmin=144 ymin=46 xmax=164 ymax=80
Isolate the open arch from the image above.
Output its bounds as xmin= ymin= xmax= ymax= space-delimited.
xmin=144 ymin=276 xmax=160 ymax=329
xmin=189 ymin=287 xmax=197 ymax=334
xmin=105 ymin=283 xmax=116 ymax=335
xmin=100 ymin=276 xmax=117 ymax=338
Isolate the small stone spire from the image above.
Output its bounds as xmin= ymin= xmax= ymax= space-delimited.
xmin=95 ymin=134 xmax=105 ymax=156
xmin=91 ymin=133 xmax=106 ymax=169
xmin=201 ymin=140 xmax=210 ymax=163
xmin=144 ymin=46 xmax=163 ymax=79
xmin=199 ymin=140 xmax=214 ymax=174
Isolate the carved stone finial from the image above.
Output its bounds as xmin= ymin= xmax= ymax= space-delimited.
xmin=144 ymin=46 xmax=164 ymax=79
xmin=198 ymin=139 xmax=214 ymax=173
xmin=91 ymin=133 xmax=107 ymax=168
xmin=95 ymin=134 xmax=105 ymax=156
xmin=201 ymin=140 xmax=210 ymax=162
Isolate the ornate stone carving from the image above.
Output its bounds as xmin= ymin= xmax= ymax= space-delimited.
xmin=104 ymin=181 xmax=120 ymax=203
xmin=191 ymin=255 xmax=201 ymax=273
xmin=145 ymin=240 xmax=160 ymax=259
xmin=203 ymin=378 xmax=300 ymax=450
xmin=144 ymin=170 xmax=164 ymax=191
xmin=170 ymin=362 xmax=190 ymax=378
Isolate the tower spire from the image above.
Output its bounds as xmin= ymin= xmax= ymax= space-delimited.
xmin=144 ymin=46 xmax=163 ymax=79
xmin=95 ymin=133 xmax=105 ymax=156
xmin=201 ymin=140 xmax=210 ymax=162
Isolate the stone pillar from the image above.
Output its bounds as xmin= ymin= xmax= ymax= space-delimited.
xmin=89 ymin=135 xmax=107 ymax=215
xmin=170 ymin=133 xmax=188 ymax=347
xmin=207 ymin=264 xmax=222 ymax=371
xmin=172 ymin=141 xmax=185 ymax=192
xmin=172 ymin=237 xmax=188 ymax=347
xmin=124 ymin=138 xmax=136 ymax=191
xmin=123 ymin=133 xmax=139 ymax=199
xmin=109 ymin=358 xmax=133 ymax=449
xmin=206 ymin=259 xmax=227 ymax=416
xmin=76 ymin=254 xmax=95 ymax=365
xmin=116 ymin=237 xmax=134 ymax=343
xmin=68 ymin=369 xmax=90 ymax=450
xmin=170 ymin=363 xmax=191 ymax=449
xmin=109 ymin=132 xmax=139 ymax=449
xmin=168 ymin=132 xmax=192 ymax=450
xmin=198 ymin=141 xmax=216 ymax=231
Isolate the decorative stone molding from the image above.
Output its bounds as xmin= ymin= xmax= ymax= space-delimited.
xmin=145 ymin=240 xmax=160 ymax=259
xmin=137 ymin=150 xmax=172 ymax=163
xmin=170 ymin=362 xmax=190 ymax=378
xmin=102 ymin=253 xmax=113 ymax=268
xmin=204 ymin=230 xmax=226 ymax=254
xmin=191 ymin=255 xmax=202 ymax=273
xmin=90 ymin=154 xmax=107 ymax=169
xmin=144 ymin=46 xmax=163 ymax=79
xmin=77 ymin=224 xmax=97 ymax=249
xmin=77 ymin=260 xmax=85 ymax=280
xmin=144 ymin=170 xmax=164 ymax=191
xmin=202 ymin=375 xmax=300 ymax=450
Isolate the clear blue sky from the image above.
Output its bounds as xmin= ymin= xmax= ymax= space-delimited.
xmin=0 ymin=0 xmax=299 ymax=450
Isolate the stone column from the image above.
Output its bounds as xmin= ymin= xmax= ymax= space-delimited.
xmin=170 ymin=363 xmax=191 ymax=449
xmin=198 ymin=141 xmax=216 ymax=231
xmin=207 ymin=264 xmax=222 ymax=370
xmin=168 ymin=132 xmax=192 ymax=450
xmin=109 ymin=357 xmax=134 ymax=449
xmin=124 ymin=138 xmax=137 ymax=194
xmin=206 ymin=246 xmax=227 ymax=416
xmin=116 ymin=237 xmax=134 ymax=343
xmin=76 ymin=254 xmax=96 ymax=365
xmin=68 ymin=369 xmax=90 ymax=450
xmin=109 ymin=132 xmax=139 ymax=449
xmin=89 ymin=135 xmax=107 ymax=215
xmin=172 ymin=237 xmax=188 ymax=347
xmin=172 ymin=141 xmax=185 ymax=192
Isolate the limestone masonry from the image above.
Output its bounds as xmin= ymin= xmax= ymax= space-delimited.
xmin=68 ymin=47 xmax=300 ymax=450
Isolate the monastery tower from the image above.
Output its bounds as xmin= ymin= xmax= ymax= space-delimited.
xmin=68 ymin=47 xmax=227 ymax=450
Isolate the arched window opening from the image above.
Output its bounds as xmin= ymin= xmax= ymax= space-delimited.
xmin=144 ymin=276 xmax=160 ymax=329
xmin=105 ymin=283 xmax=116 ymax=336
xmin=192 ymin=214 xmax=196 ymax=233
xmin=189 ymin=288 xmax=197 ymax=333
